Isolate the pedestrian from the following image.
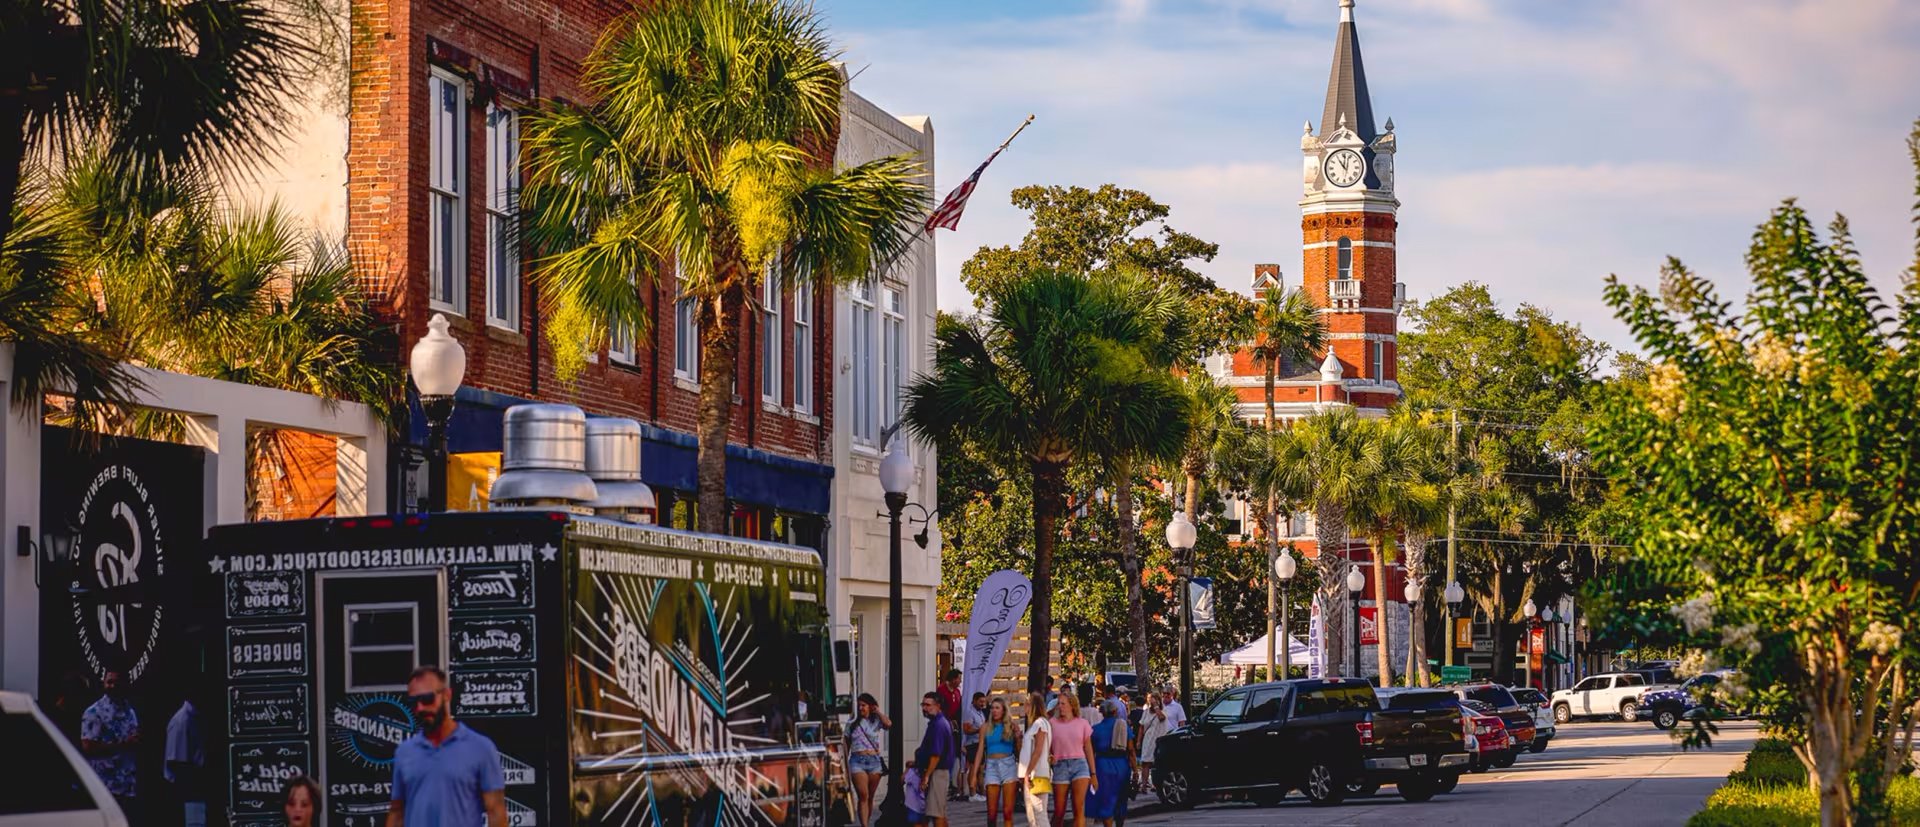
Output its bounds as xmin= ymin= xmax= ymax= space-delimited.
xmin=1104 ymin=685 xmax=1129 ymax=721
xmin=937 ymin=670 xmax=963 ymax=799
xmin=1018 ymin=693 xmax=1053 ymax=827
xmin=969 ymin=697 xmax=1019 ymax=827
xmin=1080 ymin=685 xmax=1104 ymax=725
xmin=282 ymin=775 xmax=321 ymax=827
xmin=165 ymin=692 xmax=208 ymax=827
xmin=1085 ymin=700 xmax=1130 ymax=827
xmin=1043 ymin=676 xmax=1059 ymax=708
xmin=386 ymin=666 xmax=508 ymax=827
xmin=903 ymin=765 xmax=926 ymax=826
xmin=1049 ymin=691 xmax=1096 ymax=827
xmin=961 ymin=692 xmax=988 ymax=801
xmin=1135 ymin=694 xmax=1168 ymax=794
xmin=914 ymin=692 xmax=956 ymax=827
xmin=81 ymin=670 xmax=142 ymax=820
xmin=1160 ymin=687 xmax=1187 ymax=732
xmin=846 ymin=693 xmax=890 ymax=827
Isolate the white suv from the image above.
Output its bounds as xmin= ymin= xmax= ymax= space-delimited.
xmin=0 ymin=691 xmax=128 ymax=826
xmin=1551 ymin=672 xmax=1676 ymax=723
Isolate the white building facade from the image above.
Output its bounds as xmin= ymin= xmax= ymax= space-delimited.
xmin=828 ymin=87 xmax=941 ymax=739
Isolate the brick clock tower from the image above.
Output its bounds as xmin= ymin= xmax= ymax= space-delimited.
xmin=1299 ymin=0 xmax=1402 ymax=414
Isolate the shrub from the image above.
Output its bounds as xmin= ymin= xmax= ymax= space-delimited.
xmin=1691 ymin=739 xmax=1920 ymax=826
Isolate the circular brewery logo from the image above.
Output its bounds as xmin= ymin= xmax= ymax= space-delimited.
xmin=329 ymin=695 xmax=416 ymax=769
xmin=68 ymin=463 xmax=165 ymax=684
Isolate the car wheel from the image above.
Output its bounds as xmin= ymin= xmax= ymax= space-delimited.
xmin=1654 ymin=709 xmax=1679 ymax=730
xmin=1469 ymin=757 xmax=1490 ymax=774
xmin=1621 ymin=700 xmax=1641 ymax=723
xmin=1554 ymin=704 xmax=1571 ymax=724
xmin=1157 ymin=769 xmax=1198 ymax=810
xmin=1493 ymin=751 xmax=1517 ymax=769
xmin=1398 ymin=775 xmax=1438 ymax=803
xmin=1437 ymin=773 xmax=1461 ymax=793
xmin=1530 ymin=736 xmax=1549 ymax=754
xmin=1302 ymin=761 xmax=1347 ymax=807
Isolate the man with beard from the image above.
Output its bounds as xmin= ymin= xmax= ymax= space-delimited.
xmin=81 ymin=670 xmax=141 ymax=822
xmin=386 ymin=666 xmax=508 ymax=827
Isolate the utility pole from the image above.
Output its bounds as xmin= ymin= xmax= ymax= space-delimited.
xmin=1444 ymin=409 xmax=1459 ymax=668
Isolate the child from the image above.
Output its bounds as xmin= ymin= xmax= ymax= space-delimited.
xmin=904 ymin=765 xmax=927 ymax=824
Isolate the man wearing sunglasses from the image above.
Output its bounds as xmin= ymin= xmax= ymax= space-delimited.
xmin=386 ymin=666 xmax=508 ymax=827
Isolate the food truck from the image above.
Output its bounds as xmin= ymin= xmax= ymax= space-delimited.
xmin=201 ymin=510 xmax=836 ymax=827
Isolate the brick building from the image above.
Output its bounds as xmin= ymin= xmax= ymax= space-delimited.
xmin=243 ymin=0 xmax=841 ymax=547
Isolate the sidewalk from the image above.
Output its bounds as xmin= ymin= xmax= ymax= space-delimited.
xmin=913 ymin=788 xmax=1170 ymax=827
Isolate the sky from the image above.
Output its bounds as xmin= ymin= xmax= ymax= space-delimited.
xmin=819 ymin=0 xmax=1920 ymax=352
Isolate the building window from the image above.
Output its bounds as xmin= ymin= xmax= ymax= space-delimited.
xmin=1337 ymin=237 xmax=1353 ymax=281
xmin=851 ymin=277 xmax=876 ymax=443
xmin=428 ymin=69 xmax=466 ymax=313
xmin=1371 ymin=340 xmax=1385 ymax=379
xmin=484 ymin=104 xmax=518 ymax=329
xmin=793 ymin=281 xmax=813 ymax=414
xmin=345 ymin=603 xmax=417 ymax=692
xmin=609 ymin=272 xmax=636 ymax=364
xmin=675 ymin=297 xmax=698 ymax=379
xmin=882 ymin=285 xmax=905 ymax=431
xmin=762 ymin=263 xmax=781 ymax=404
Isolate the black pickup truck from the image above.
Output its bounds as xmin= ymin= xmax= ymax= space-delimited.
xmin=1151 ymin=678 xmax=1469 ymax=808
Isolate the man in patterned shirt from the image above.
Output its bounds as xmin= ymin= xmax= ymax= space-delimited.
xmin=82 ymin=670 xmax=142 ymax=818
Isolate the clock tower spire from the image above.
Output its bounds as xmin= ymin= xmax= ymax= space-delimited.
xmin=1300 ymin=0 xmax=1401 ymax=414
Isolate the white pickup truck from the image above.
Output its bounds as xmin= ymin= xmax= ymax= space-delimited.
xmin=1551 ymin=672 xmax=1676 ymax=723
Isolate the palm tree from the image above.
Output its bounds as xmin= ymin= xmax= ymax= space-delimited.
xmin=519 ymin=0 xmax=926 ymax=535
xmin=1347 ymin=416 xmax=1445 ymax=685
xmin=1 ymin=0 xmax=309 ymax=248
xmin=904 ymin=270 xmax=1189 ymax=689
xmin=1248 ymin=284 xmax=1325 ymax=674
xmin=1271 ymin=408 xmax=1367 ymax=678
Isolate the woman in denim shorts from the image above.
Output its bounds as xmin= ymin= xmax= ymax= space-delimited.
xmin=968 ymin=697 xmax=1020 ymax=827
xmin=1050 ymin=692 xmax=1097 ymax=827
xmin=846 ymin=693 xmax=890 ymax=827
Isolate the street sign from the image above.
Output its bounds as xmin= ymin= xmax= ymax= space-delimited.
xmin=1441 ymin=665 xmax=1473 ymax=683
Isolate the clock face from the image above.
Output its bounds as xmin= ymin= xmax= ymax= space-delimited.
xmin=1324 ymin=149 xmax=1366 ymax=188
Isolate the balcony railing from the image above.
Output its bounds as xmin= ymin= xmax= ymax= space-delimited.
xmin=1328 ymin=279 xmax=1362 ymax=301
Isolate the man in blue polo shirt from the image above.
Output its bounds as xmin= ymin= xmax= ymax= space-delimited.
xmin=386 ymin=666 xmax=508 ymax=827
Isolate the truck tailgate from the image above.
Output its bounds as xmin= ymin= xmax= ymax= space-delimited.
xmin=1372 ymin=706 xmax=1465 ymax=753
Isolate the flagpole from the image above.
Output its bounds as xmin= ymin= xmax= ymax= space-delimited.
xmin=870 ymin=114 xmax=1037 ymax=279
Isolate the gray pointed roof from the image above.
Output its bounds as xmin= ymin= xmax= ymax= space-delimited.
xmin=1319 ymin=0 xmax=1376 ymax=143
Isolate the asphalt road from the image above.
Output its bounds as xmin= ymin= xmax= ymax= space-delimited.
xmin=1123 ymin=720 xmax=1759 ymax=827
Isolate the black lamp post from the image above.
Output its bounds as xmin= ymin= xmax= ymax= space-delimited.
xmin=409 ymin=313 xmax=466 ymax=512
xmin=877 ymin=439 xmax=916 ymax=826
xmin=1166 ymin=512 xmax=1197 ymax=709
xmin=1346 ymin=563 xmax=1365 ymax=680
xmin=1444 ymin=580 xmax=1465 ymax=670
xmin=1275 ymin=548 xmax=1297 ymax=678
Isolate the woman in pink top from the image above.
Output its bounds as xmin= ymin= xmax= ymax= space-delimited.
xmin=1049 ymin=693 xmax=1097 ymax=827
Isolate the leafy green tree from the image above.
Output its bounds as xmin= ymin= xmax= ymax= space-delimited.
xmin=906 ymin=270 xmax=1189 ymax=689
xmin=1593 ymin=157 xmax=1920 ymax=824
xmin=1247 ymin=285 xmax=1325 ymax=671
xmin=1271 ymin=408 xmax=1368 ymax=677
xmin=519 ymin=0 xmax=925 ymax=535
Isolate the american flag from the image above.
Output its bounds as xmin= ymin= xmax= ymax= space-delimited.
xmin=923 ymin=115 xmax=1034 ymax=234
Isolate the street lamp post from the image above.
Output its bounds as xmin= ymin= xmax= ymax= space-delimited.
xmin=1167 ymin=512 xmax=1198 ymax=709
xmin=1403 ymin=578 xmax=1423 ymax=686
xmin=1523 ymin=598 xmax=1538 ymax=690
xmin=1443 ymin=581 xmax=1465 ymax=672
xmin=409 ymin=313 xmax=466 ymax=512
xmin=877 ymin=441 xmax=914 ymax=826
xmin=1346 ymin=564 xmax=1365 ymax=681
xmin=1275 ymin=548 xmax=1297 ymax=678
xmin=1539 ymin=606 xmax=1555 ymax=692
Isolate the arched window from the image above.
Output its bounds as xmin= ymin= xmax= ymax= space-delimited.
xmin=1337 ymin=237 xmax=1353 ymax=281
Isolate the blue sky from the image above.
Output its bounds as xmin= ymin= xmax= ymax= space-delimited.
xmin=823 ymin=0 xmax=1920 ymax=351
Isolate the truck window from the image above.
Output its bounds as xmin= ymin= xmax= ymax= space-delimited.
xmin=1570 ymin=677 xmax=1597 ymax=692
xmin=1295 ymin=684 xmax=1376 ymax=716
xmin=1203 ymin=690 xmax=1250 ymax=722
xmin=1464 ymin=685 xmax=1517 ymax=708
xmin=1618 ymin=674 xmax=1645 ymax=687
xmin=1385 ymin=690 xmax=1456 ymax=711
xmin=1243 ymin=689 xmax=1289 ymax=721
xmin=0 ymin=713 xmax=97 ymax=815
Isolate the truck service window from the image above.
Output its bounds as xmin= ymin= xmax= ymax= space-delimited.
xmin=345 ymin=604 xmax=419 ymax=692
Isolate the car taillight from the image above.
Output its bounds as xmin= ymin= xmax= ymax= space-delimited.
xmin=1356 ymin=721 xmax=1373 ymax=747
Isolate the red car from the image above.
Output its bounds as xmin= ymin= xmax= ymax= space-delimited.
xmin=1459 ymin=700 xmax=1514 ymax=774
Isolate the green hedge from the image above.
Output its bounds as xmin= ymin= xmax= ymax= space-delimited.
xmin=1691 ymin=739 xmax=1920 ymax=826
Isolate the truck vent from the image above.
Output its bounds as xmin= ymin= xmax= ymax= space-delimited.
xmin=583 ymin=418 xmax=657 ymax=524
xmin=489 ymin=403 xmax=598 ymax=512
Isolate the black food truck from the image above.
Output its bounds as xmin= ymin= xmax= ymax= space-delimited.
xmin=200 ymin=511 xmax=836 ymax=827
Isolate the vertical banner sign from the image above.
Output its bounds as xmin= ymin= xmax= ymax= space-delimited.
xmin=1189 ymin=577 xmax=1217 ymax=631
xmin=1359 ymin=606 xmax=1380 ymax=645
xmin=1308 ymin=605 xmax=1324 ymax=679
xmin=1528 ymin=626 xmax=1546 ymax=677
xmin=1454 ymin=617 xmax=1474 ymax=650
xmin=960 ymin=570 xmax=1032 ymax=704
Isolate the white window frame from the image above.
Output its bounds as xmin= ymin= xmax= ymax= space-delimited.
xmin=793 ymin=280 xmax=813 ymax=414
xmin=1337 ymin=237 xmax=1353 ymax=282
xmin=344 ymin=602 xmax=418 ymax=692
xmin=850 ymin=276 xmax=877 ymax=444
xmin=609 ymin=271 xmax=637 ymax=364
xmin=761 ymin=262 xmax=781 ymax=404
xmin=484 ymin=104 xmax=518 ymax=329
xmin=1371 ymin=340 xmax=1385 ymax=379
xmin=881 ymin=283 xmax=905 ymax=432
xmin=674 ymin=262 xmax=699 ymax=381
xmin=428 ymin=68 xmax=467 ymax=314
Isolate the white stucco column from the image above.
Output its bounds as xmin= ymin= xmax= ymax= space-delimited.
xmin=0 ymin=345 xmax=43 ymax=693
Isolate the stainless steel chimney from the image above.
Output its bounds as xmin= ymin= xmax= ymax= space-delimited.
xmin=489 ymin=403 xmax=598 ymax=511
xmin=584 ymin=418 xmax=657 ymax=523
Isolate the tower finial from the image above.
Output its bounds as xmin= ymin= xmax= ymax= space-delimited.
xmin=1340 ymin=0 xmax=1354 ymax=22
xmin=1338 ymin=112 xmax=1347 ymax=128
xmin=1384 ymin=117 xmax=1394 ymax=133
xmin=1304 ymin=121 xmax=1313 ymax=135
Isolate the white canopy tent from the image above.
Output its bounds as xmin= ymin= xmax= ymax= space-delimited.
xmin=1220 ymin=631 xmax=1318 ymax=667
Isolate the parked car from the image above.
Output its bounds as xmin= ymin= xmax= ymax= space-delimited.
xmin=1552 ymin=672 xmax=1677 ymax=723
xmin=1642 ymin=670 xmax=1745 ymax=729
xmin=1437 ymin=683 xmax=1534 ymax=759
xmin=1455 ymin=699 xmax=1514 ymax=774
xmin=1509 ymin=687 xmax=1557 ymax=752
xmin=1152 ymin=678 xmax=1469 ymax=808
xmin=0 ymin=690 xmax=129 ymax=826
xmin=1634 ymin=666 xmax=1679 ymax=687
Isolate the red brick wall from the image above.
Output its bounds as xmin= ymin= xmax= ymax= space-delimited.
xmin=348 ymin=0 xmax=831 ymax=465
xmin=1299 ymin=211 xmax=1397 ymax=406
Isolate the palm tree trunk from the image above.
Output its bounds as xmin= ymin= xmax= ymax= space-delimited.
xmin=1028 ymin=459 xmax=1066 ymax=691
xmin=1264 ymin=364 xmax=1278 ymax=679
xmin=1374 ymin=535 xmax=1392 ymax=684
xmin=1115 ymin=462 xmax=1150 ymax=692
xmin=695 ymin=283 xmax=744 ymax=536
xmin=1315 ymin=503 xmax=1347 ymax=678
